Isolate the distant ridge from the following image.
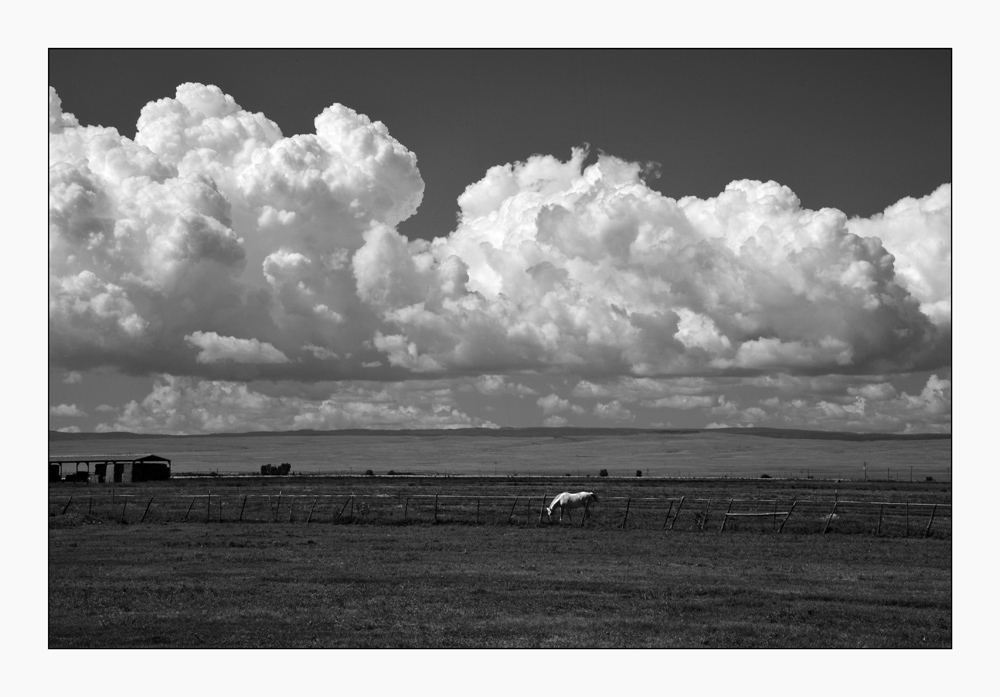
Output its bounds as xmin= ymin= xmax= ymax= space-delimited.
xmin=49 ymin=426 xmax=950 ymax=442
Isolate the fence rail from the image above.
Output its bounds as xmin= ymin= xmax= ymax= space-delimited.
xmin=49 ymin=491 xmax=951 ymax=537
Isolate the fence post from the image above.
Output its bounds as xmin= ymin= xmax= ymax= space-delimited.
xmin=719 ymin=499 xmax=734 ymax=533
xmin=905 ymin=503 xmax=909 ymax=537
xmin=777 ymin=500 xmax=796 ymax=533
xmin=506 ymin=497 xmax=519 ymax=525
xmin=207 ymin=490 xmax=211 ymax=522
xmin=120 ymin=498 xmax=128 ymax=523
xmin=669 ymin=496 xmax=685 ymax=530
xmin=350 ymin=495 xmax=355 ymax=521
xmin=140 ymin=497 xmax=153 ymax=523
xmin=239 ymin=495 xmax=248 ymax=522
xmin=538 ymin=494 xmax=546 ymax=524
xmin=476 ymin=498 xmax=480 ymax=525
xmin=822 ymin=501 xmax=839 ymax=534
xmin=403 ymin=497 xmax=409 ymax=522
xmin=661 ymin=500 xmax=675 ymax=530
xmin=61 ymin=497 xmax=73 ymax=515
xmin=307 ymin=497 xmax=319 ymax=523
xmin=184 ymin=496 xmax=196 ymax=521
xmin=335 ymin=496 xmax=352 ymax=521
xmin=699 ymin=498 xmax=712 ymax=530
xmin=275 ymin=492 xmax=282 ymax=522
xmin=288 ymin=495 xmax=295 ymax=523
xmin=434 ymin=494 xmax=439 ymax=524
xmin=924 ymin=505 xmax=938 ymax=538
xmin=876 ymin=503 xmax=884 ymax=536
xmin=772 ymin=499 xmax=778 ymax=532
xmin=621 ymin=497 xmax=631 ymax=529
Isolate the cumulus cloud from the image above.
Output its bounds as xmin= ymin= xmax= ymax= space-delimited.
xmin=185 ymin=331 xmax=290 ymax=364
xmin=49 ymin=84 xmax=951 ymax=434
xmin=50 ymin=403 xmax=86 ymax=417
xmin=63 ymin=371 xmax=83 ymax=384
xmin=97 ymin=374 xmax=498 ymax=435
xmin=359 ymin=150 xmax=949 ymax=379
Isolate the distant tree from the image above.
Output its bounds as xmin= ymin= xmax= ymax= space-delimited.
xmin=387 ymin=470 xmax=396 ymax=476
xmin=364 ymin=469 xmax=374 ymax=476
xmin=599 ymin=469 xmax=609 ymax=477
xmin=636 ymin=469 xmax=642 ymax=477
xmin=760 ymin=473 xmax=771 ymax=478
xmin=277 ymin=463 xmax=291 ymax=475
xmin=925 ymin=476 xmax=934 ymax=482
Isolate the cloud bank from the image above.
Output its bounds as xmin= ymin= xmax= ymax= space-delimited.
xmin=49 ymin=84 xmax=951 ymax=432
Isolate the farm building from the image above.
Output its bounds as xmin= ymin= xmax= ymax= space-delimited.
xmin=49 ymin=454 xmax=171 ymax=483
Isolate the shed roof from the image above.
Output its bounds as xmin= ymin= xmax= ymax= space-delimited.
xmin=133 ymin=454 xmax=171 ymax=464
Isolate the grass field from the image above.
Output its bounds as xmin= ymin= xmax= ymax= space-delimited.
xmin=49 ymin=476 xmax=951 ymax=648
xmin=48 ymin=429 xmax=952 ymax=481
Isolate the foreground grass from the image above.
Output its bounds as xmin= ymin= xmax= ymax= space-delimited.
xmin=49 ymin=521 xmax=950 ymax=648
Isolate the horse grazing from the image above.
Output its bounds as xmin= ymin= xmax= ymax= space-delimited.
xmin=546 ymin=491 xmax=599 ymax=522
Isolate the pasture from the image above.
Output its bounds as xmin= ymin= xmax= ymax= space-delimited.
xmin=49 ymin=475 xmax=951 ymax=648
xmin=47 ymin=429 xmax=952 ymax=481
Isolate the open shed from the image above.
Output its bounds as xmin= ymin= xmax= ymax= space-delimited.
xmin=49 ymin=454 xmax=171 ymax=483
xmin=130 ymin=454 xmax=171 ymax=482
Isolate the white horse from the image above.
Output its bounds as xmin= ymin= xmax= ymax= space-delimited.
xmin=546 ymin=491 xmax=599 ymax=522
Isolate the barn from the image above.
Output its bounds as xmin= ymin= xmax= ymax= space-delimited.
xmin=49 ymin=454 xmax=172 ymax=483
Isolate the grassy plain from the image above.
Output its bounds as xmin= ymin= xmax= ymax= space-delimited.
xmin=49 ymin=520 xmax=951 ymax=648
xmin=49 ymin=476 xmax=951 ymax=648
xmin=48 ymin=429 xmax=953 ymax=481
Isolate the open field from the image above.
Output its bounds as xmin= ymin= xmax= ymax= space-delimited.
xmin=49 ymin=475 xmax=951 ymax=648
xmin=49 ymin=519 xmax=951 ymax=648
xmin=48 ymin=429 xmax=952 ymax=481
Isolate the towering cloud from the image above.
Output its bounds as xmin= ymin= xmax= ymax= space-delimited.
xmin=50 ymin=84 xmax=950 ymax=400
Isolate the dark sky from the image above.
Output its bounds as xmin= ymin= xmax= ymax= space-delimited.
xmin=49 ymin=48 xmax=951 ymax=243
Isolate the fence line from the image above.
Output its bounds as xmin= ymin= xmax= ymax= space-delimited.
xmin=48 ymin=491 xmax=951 ymax=536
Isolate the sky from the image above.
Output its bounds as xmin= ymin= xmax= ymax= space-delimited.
xmin=48 ymin=48 xmax=952 ymax=434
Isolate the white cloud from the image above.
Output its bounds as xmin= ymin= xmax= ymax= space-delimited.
xmin=593 ymin=400 xmax=634 ymax=422
xmin=48 ymin=84 xmax=950 ymax=431
xmin=50 ymin=403 xmax=86 ymax=417
xmin=185 ymin=331 xmax=290 ymax=364
xmin=98 ymin=374 xmax=499 ymax=435
xmin=63 ymin=371 xmax=83 ymax=384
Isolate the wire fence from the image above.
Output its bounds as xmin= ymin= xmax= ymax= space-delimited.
xmin=49 ymin=491 xmax=951 ymax=537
